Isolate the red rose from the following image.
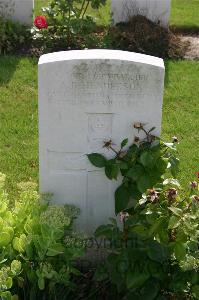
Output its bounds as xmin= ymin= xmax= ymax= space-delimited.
xmin=196 ymin=172 xmax=199 ymax=179
xmin=34 ymin=16 xmax=48 ymax=29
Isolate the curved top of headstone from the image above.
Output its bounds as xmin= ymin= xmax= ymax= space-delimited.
xmin=39 ymin=50 xmax=164 ymax=69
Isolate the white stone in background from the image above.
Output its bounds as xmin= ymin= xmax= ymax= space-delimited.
xmin=111 ymin=0 xmax=171 ymax=28
xmin=38 ymin=50 xmax=165 ymax=234
xmin=0 ymin=0 xmax=34 ymax=25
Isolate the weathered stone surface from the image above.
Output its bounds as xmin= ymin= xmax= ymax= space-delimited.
xmin=38 ymin=50 xmax=165 ymax=234
xmin=0 ymin=0 xmax=34 ymax=25
xmin=111 ymin=0 xmax=171 ymax=27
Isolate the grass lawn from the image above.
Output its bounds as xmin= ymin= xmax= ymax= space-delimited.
xmin=0 ymin=58 xmax=198 ymax=194
xmin=170 ymin=0 xmax=199 ymax=29
xmin=35 ymin=0 xmax=199 ymax=28
xmin=0 ymin=57 xmax=38 ymax=196
xmin=162 ymin=60 xmax=199 ymax=185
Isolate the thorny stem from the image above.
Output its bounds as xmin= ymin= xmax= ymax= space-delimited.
xmin=79 ymin=0 xmax=86 ymax=18
xmin=109 ymin=146 xmax=119 ymax=156
xmin=67 ymin=3 xmax=71 ymax=45
xmin=139 ymin=127 xmax=153 ymax=143
xmin=123 ymin=220 xmax=128 ymax=248
xmin=105 ymin=124 xmax=155 ymax=156
xmin=81 ymin=0 xmax=90 ymax=19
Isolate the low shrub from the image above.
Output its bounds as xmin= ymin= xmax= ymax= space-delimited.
xmin=88 ymin=123 xmax=199 ymax=299
xmin=0 ymin=174 xmax=84 ymax=299
xmin=0 ymin=17 xmax=30 ymax=55
xmin=93 ymin=178 xmax=199 ymax=299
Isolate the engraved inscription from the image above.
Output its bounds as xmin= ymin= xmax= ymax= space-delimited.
xmin=71 ymin=63 xmax=149 ymax=100
xmin=72 ymin=71 xmax=148 ymax=96
xmin=47 ymin=63 xmax=152 ymax=107
xmin=0 ymin=0 xmax=15 ymax=18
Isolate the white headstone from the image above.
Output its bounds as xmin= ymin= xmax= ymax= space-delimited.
xmin=38 ymin=50 xmax=165 ymax=234
xmin=111 ymin=0 xmax=171 ymax=28
xmin=0 ymin=0 xmax=34 ymax=25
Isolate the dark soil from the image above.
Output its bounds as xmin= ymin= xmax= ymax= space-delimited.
xmin=107 ymin=15 xmax=189 ymax=59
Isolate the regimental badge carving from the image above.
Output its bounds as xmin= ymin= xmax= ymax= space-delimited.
xmin=88 ymin=113 xmax=113 ymax=138
xmin=0 ymin=0 xmax=15 ymax=18
xmin=88 ymin=113 xmax=113 ymax=152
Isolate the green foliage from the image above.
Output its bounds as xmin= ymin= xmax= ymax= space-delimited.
xmin=88 ymin=123 xmax=179 ymax=214
xmin=94 ymin=177 xmax=199 ymax=299
xmin=32 ymin=0 xmax=107 ymax=50
xmin=0 ymin=172 xmax=84 ymax=299
xmin=87 ymin=153 xmax=106 ymax=168
xmin=88 ymin=122 xmax=199 ymax=299
xmin=0 ymin=17 xmax=30 ymax=55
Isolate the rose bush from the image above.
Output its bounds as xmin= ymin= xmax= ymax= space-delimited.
xmin=88 ymin=123 xmax=179 ymax=214
xmin=88 ymin=123 xmax=199 ymax=299
xmin=31 ymin=0 xmax=107 ymax=52
xmin=94 ymin=175 xmax=199 ymax=299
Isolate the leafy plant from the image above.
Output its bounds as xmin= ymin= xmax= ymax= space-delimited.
xmin=88 ymin=122 xmax=179 ymax=215
xmin=94 ymin=177 xmax=199 ymax=299
xmin=32 ymin=0 xmax=107 ymax=51
xmin=0 ymin=17 xmax=30 ymax=55
xmin=87 ymin=122 xmax=199 ymax=299
xmin=0 ymin=173 xmax=84 ymax=299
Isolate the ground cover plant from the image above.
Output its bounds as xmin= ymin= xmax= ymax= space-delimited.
xmin=0 ymin=174 xmax=84 ymax=299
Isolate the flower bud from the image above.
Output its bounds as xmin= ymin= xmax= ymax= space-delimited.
xmin=167 ymin=188 xmax=178 ymax=200
xmin=191 ymin=195 xmax=199 ymax=204
xmin=147 ymin=189 xmax=159 ymax=202
xmin=134 ymin=136 xmax=140 ymax=143
xmin=120 ymin=212 xmax=129 ymax=223
xmin=133 ymin=122 xmax=144 ymax=129
xmin=103 ymin=139 xmax=113 ymax=149
xmin=189 ymin=181 xmax=198 ymax=189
